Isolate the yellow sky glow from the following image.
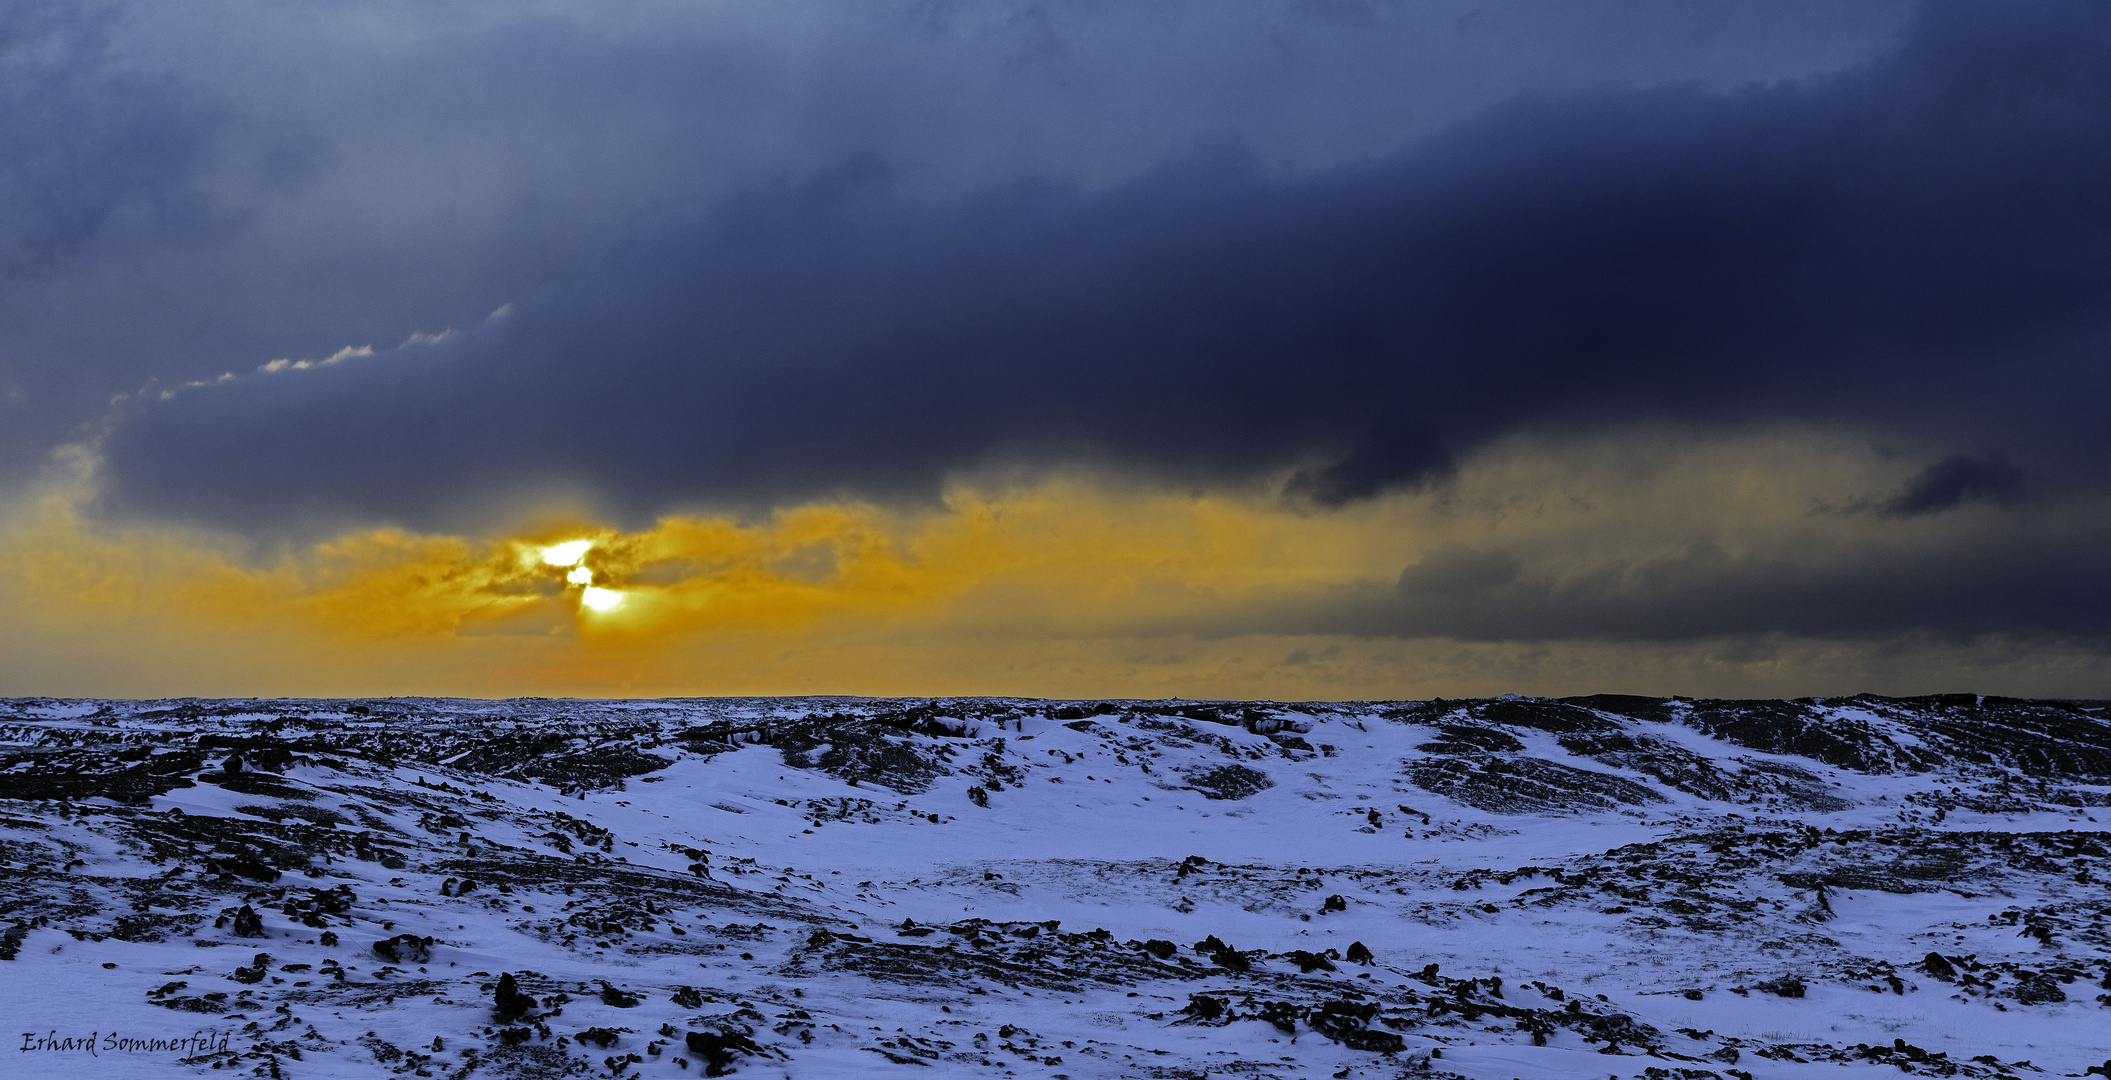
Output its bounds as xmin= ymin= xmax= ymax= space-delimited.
xmin=2 ymin=430 xmax=2104 ymax=699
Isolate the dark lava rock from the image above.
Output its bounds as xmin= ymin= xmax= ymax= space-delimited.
xmin=1753 ymin=974 xmax=1807 ymax=998
xmin=599 ymin=981 xmax=641 ymax=1007
xmin=1560 ymin=695 xmax=1677 ymax=723
xmin=0 ymin=764 xmax=197 ymax=803
xmin=205 ymin=853 xmax=281 ymax=882
xmin=1181 ymin=995 xmax=1226 ymax=1022
xmin=2010 ymin=973 xmax=2067 ymax=1004
xmin=284 ymin=885 xmax=356 ymax=928
xmin=229 ymin=904 xmax=265 ymax=938
xmin=1556 ymin=730 xmax=1742 ymax=801
xmin=493 ymin=972 xmax=538 ymax=1021
xmin=1345 ymin=941 xmax=1374 ymax=965
xmin=1284 ymin=949 xmax=1337 ymax=973
xmin=1473 ymin=700 xmax=1622 ymax=734
xmin=1051 ymin=703 xmax=1121 ymax=721
xmin=441 ymin=728 xmax=675 ymax=791
xmin=1192 ymin=935 xmax=1251 ymax=971
xmin=1736 ymin=760 xmax=1854 ymax=811
xmin=231 ymin=952 xmax=270 ymax=984
xmin=1919 ymin=952 xmax=1958 ymax=981
xmin=1408 ymin=755 xmax=1666 ymax=814
xmin=577 ymin=1027 xmax=625 ymax=1049
xmin=372 ymin=933 xmax=434 ymax=964
xmin=772 ymin=716 xmax=953 ymax=793
xmin=1417 ymin=725 xmax=1526 ymax=755
xmin=1336 ymin=1028 xmax=1405 ymax=1053
xmin=685 ymin=1030 xmax=764 ymax=1077
xmin=1179 ymin=764 xmax=1274 ymax=801
xmin=1681 ymin=700 xmax=1911 ymax=774
xmin=109 ymin=913 xmax=203 ymax=943
xmin=1255 ymin=1000 xmax=1301 ymax=1034
xmin=153 ymin=995 xmax=227 ymax=1014
xmin=1310 ymin=999 xmax=1399 ymax=1052
xmin=1139 ymin=939 xmax=1177 ymax=960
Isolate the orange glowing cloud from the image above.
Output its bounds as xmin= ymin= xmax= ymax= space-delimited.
xmin=3 ymin=429 xmax=2108 ymax=700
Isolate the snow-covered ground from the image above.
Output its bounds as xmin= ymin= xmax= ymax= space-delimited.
xmin=0 ymin=694 xmax=2106 ymax=1079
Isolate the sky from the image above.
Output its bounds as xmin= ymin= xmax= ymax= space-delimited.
xmin=3 ymin=0 xmax=2108 ymax=701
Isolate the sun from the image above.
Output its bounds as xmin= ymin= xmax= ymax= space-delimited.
xmin=540 ymin=540 xmax=593 ymax=567
xmin=580 ymin=586 xmax=625 ymax=612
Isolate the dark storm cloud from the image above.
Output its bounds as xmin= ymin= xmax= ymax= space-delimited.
xmin=1880 ymin=454 xmax=2028 ymax=517
xmin=0 ymin=2 xmax=212 ymax=275
xmin=5 ymin=0 xmax=1908 ymax=488
xmin=0 ymin=1 xmax=227 ymax=468
xmin=1286 ymin=523 xmax=2111 ymax=644
xmin=97 ymin=0 xmax=2111 ymax=533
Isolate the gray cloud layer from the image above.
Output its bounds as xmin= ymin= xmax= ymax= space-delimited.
xmin=101 ymin=1 xmax=2111 ymax=526
xmin=4 ymin=0 xmax=1909 ymax=482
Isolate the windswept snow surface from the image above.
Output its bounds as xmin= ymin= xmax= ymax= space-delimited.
xmin=0 ymin=694 xmax=2108 ymax=1079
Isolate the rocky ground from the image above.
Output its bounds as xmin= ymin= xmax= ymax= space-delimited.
xmin=0 ymin=693 xmax=2107 ymax=1079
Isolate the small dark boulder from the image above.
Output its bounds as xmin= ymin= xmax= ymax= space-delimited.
xmin=1753 ymin=975 xmax=1807 ymax=998
xmin=1193 ymin=935 xmax=1249 ymax=971
xmin=209 ymin=855 xmax=281 ymax=883
xmin=1285 ymin=950 xmax=1337 ymax=973
xmin=2011 ymin=973 xmax=2067 ymax=1004
xmin=1320 ymin=894 xmax=1348 ymax=914
xmin=1181 ymin=995 xmax=1226 ymax=1022
xmin=230 ymin=905 xmax=266 ymax=938
xmin=493 ymin=972 xmax=538 ymax=1021
xmin=1336 ymin=1028 xmax=1405 ymax=1053
xmin=1919 ymin=952 xmax=1957 ymax=981
xmin=684 ymin=1030 xmax=763 ymax=1077
xmin=1139 ymin=939 xmax=1177 ymax=960
xmin=599 ymin=982 xmax=641 ymax=1008
xmin=372 ymin=934 xmax=434 ymax=964
xmin=1310 ymin=999 xmax=1397 ymax=1052
xmin=1179 ymin=763 xmax=1274 ymax=801
xmin=1255 ymin=1001 xmax=1301 ymax=1034
xmin=1345 ymin=941 xmax=1375 ymax=965
xmin=0 ymin=922 xmax=29 ymax=961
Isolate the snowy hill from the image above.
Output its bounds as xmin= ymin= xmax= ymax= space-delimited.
xmin=0 ymin=694 xmax=2107 ymax=1079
